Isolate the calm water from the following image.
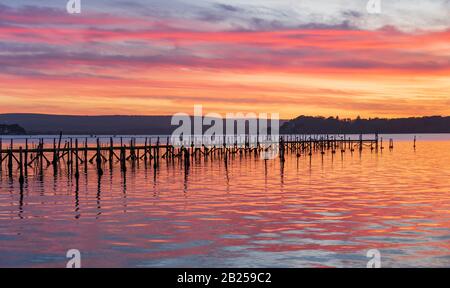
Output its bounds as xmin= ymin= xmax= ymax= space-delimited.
xmin=0 ymin=134 xmax=449 ymax=267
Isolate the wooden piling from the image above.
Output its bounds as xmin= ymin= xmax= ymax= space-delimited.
xmin=24 ymin=139 xmax=28 ymax=170
xmin=69 ymin=138 xmax=73 ymax=166
xmin=165 ymin=137 xmax=169 ymax=160
xmin=84 ymin=138 xmax=88 ymax=165
xmin=39 ymin=139 xmax=44 ymax=174
xmin=75 ymin=139 xmax=80 ymax=179
xmin=8 ymin=141 xmax=13 ymax=177
xmin=19 ymin=147 xmax=24 ymax=184
xmin=120 ymin=145 xmax=126 ymax=172
xmin=96 ymin=138 xmax=103 ymax=176
xmin=109 ymin=137 xmax=114 ymax=163
xmin=143 ymin=137 xmax=148 ymax=163
xmin=54 ymin=132 xmax=62 ymax=165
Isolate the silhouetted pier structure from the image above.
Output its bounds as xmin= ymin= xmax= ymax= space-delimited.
xmin=0 ymin=134 xmax=385 ymax=183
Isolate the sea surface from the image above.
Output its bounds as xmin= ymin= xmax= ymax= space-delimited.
xmin=0 ymin=134 xmax=449 ymax=267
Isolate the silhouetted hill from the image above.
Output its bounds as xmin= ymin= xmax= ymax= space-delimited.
xmin=0 ymin=114 xmax=285 ymax=135
xmin=281 ymin=116 xmax=450 ymax=134
xmin=0 ymin=124 xmax=26 ymax=135
xmin=0 ymin=114 xmax=174 ymax=135
xmin=2 ymin=114 xmax=448 ymax=135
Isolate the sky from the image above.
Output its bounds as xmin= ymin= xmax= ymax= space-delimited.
xmin=0 ymin=0 xmax=449 ymax=118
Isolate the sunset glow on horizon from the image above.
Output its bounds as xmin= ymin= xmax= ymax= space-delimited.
xmin=0 ymin=1 xmax=449 ymax=118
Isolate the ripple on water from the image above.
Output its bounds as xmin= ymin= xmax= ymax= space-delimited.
xmin=0 ymin=140 xmax=450 ymax=267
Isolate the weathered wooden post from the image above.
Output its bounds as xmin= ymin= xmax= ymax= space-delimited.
xmin=96 ymin=138 xmax=103 ymax=176
xmin=155 ymin=137 xmax=160 ymax=167
xmin=130 ymin=138 xmax=136 ymax=161
xmin=153 ymin=144 xmax=157 ymax=169
xmin=149 ymin=139 xmax=154 ymax=167
xmin=83 ymin=138 xmax=88 ymax=172
xmin=24 ymin=139 xmax=28 ymax=169
xmin=144 ymin=137 xmax=148 ymax=163
xmin=62 ymin=141 xmax=68 ymax=165
xmin=75 ymin=139 xmax=80 ymax=179
xmin=120 ymin=145 xmax=127 ymax=172
xmin=69 ymin=138 xmax=73 ymax=163
xmin=8 ymin=140 xmax=13 ymax=177
xmin=37 ymin=139 xmax=43 ymax=174
xmin=19 ymin=147 xmax=24 ymax=185
xmin=184 ymin=147 xmax=190 ymax=167
xmin=52 ymin=138 xmax=56 ymax=166
xmin=109 ymin=137 xmax=114 ymax=163
xmin=166 ymin=137 xmax=169 ymax=160
xmin=69 ymin=138 xmax=73 ymax=172
xmin=54 ymin=132 xmax=62 ymax=166
xmin=133 ymin=138 xmax=137 ymax=161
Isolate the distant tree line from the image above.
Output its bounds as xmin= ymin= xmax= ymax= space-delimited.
xmin=0 ymin=124 xmax=26 ymax=135
xmin=280 ymin=116 xmax=450 ymax=134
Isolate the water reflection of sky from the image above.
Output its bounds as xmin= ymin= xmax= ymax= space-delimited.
xmin=0 ymin=139 xmax=449 ymax=267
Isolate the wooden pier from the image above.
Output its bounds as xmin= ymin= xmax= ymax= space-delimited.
xmin=0 ymin=134 xmax=386 ymax=184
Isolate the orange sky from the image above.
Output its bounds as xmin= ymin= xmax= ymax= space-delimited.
xmin=0 ymin=2 xmax=449 ymax=118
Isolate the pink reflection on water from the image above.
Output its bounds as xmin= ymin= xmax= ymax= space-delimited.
xmin=0 ymin=137 xmax=449 ymax=267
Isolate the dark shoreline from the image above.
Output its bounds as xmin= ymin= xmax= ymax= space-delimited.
xmin=1 ymin=113 xmax=450 ymax=135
